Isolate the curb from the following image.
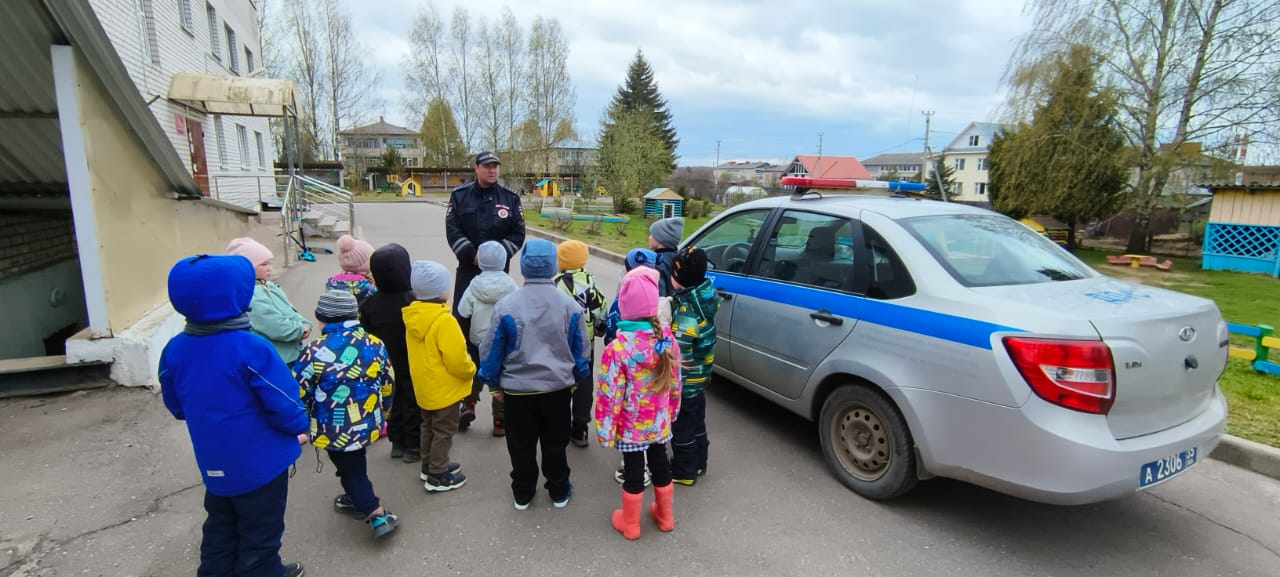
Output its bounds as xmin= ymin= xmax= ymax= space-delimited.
xmin=425 ymin=197 xmax=1280 ymax=482
xmin=524 ymin=226 xmax=627 ymax=266
xmin=423 ymin=197 xmax=629 ymax=266
xmin=1211 ymin=434 xmax=1280 ymax=481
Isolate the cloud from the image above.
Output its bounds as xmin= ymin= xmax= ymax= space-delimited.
xmin=339 ymin=0 xmax=1030 ymax=164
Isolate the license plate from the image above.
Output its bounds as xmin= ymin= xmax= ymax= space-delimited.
xmin=1138 ymin=447 xmax=1198 ymax=489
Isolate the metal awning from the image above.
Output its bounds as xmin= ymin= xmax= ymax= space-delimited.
xmin=167 ymin=73 xmax=297 ymax=117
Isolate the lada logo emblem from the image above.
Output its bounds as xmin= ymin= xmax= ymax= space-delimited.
xmin=1178 ymin=326 xmax=1196 ymax=342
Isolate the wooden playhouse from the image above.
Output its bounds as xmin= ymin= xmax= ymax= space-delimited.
xmin=643 ymin=188 xmax=683 ymax=218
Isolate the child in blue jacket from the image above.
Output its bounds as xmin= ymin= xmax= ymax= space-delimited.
xmin=296 ymin=290 xmax=399 ymax=539
xmin=159 ymin=254 xmax=307 ymax=577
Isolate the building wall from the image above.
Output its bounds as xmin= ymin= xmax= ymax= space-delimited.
xmin=0 ymin=212 xmax=88 ymax=360
xmin=1209 ymin=190 xmax=1280 ymax=226
xmin=89 ymin=0 xmax=274 ymax=211
xmin=947 ymin=150 xmax=991 ymax=202
xmin=71 ymin=46 xmax=249 ymax=334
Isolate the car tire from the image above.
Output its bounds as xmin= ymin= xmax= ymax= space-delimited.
xmin=818 ymin=384 xmax=918 ymax=500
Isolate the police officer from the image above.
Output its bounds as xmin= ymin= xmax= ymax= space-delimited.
xmin=445 ymin=151 xmax=525 ymax=434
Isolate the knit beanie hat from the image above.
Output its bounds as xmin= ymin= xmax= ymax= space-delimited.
xmin=672 ymin=246 xmax=709 ymax=289
xmin=625 ymin=248 xmax=658 ymax=271
xmin=337 ymin=235 xmax=374 ymax=274
xmin=477 ymin=241 xmax=507 ymax=272
xmin=410 ymin=260 xmax=451 ymax=300
xmin=520 ymin=239 xmax=557 ymax=280
xmin=618 ymin=267 xmax=660 ymax=320
xmin=649 ymin=217 xmax=685 ymax=250
xmin=557 ymin=240 xmax=589 ymax=271
xmin=315 ymin=289 xmax=359 ymax=323
xmin=225 ymin=237 xmax=273 ymax=266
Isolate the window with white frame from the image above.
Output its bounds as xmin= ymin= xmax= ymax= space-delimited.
xmin=245 ymin=48 xmax=255 ymax=75
xmin=179 ymin=0 xmax=193 ymax=31
xmin=255 ymin=131 xmax=266 ymax=169
xmin=141 ymin=0 xmax=160 ymax=66
xmin=213 ymin=116 xmax=226 ymax=167
xmin=206 ymin=3 xmax=219 ymax=59
xmin=977 ymin=157 xmax=988 ymax=171
xmin=226 ymin=25 xmax=239 ymax=73
xmin=955 ymin=158 xmax=966 ymax=171
xmin=237 ymin=125 xmax=249 ymax=169
xmin=968 ymin=135 xmax=980 ymax=147
xmin=975 ymin=182 xmax=988 ymax=195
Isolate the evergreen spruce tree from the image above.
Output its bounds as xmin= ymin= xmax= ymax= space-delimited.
xmin=605 ymin=50 xmax=678 ymax=171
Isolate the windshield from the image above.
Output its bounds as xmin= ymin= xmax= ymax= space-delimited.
xmin=901 ymin=214 xmax=1096 ymax=287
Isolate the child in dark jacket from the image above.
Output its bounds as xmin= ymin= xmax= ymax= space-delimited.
xmin=552 ymin=240 xmax=607 ymax=447
xmin=666 ymin=247 xmax=720 ymax=485
xmin=296 ymin=290 xmax=399 ymax=539
xmin=159 ymin=254 xmax=307 ymax=577
xmin=478 ymin=239 xmax=591 ymax=510
xmin=602 ymin=248 xmax=658 ymax=345
xmin=359 ymin=244 xmax=422 ymax=463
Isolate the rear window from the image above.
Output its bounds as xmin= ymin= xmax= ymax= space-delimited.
xmin=901 ymin=214 xmax=1096 ymax=287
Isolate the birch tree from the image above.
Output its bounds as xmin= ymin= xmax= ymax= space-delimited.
xmin=1006 ymin=0 xmax=1280 ymax=252
xmin=448 ymin=8 xmax=476 ymax=153
xmin=524 ymin=17 xmax=577 ymax=172
xmin=320 ymin=0 xmax=376 ymax=161
xmin=286 ymin=0 xmax=324 ymax=160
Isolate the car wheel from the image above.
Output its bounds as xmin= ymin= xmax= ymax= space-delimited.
xmin=818 ymin=384 xmax=918 ymax=500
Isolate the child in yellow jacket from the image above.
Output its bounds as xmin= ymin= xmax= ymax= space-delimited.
xmin=403 ymin=260 xmax=475 ymax=493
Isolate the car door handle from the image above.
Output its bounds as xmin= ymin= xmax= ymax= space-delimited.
xmin=809 ymin=310 xmax=843 ymax=326
xmin=715 ymin=290 xmax=733 ymax=301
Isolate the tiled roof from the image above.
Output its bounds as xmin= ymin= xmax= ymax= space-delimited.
xmin=792 ymin=155 xmax=872 ymax=180
xmin=861 ymin=152 xmax=925 ymax=167
xmin=338 ymin=117 xmax=417 ymax=136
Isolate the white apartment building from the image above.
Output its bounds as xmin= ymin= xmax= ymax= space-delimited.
xmin=89 ymin=0 xmax=274 ymax=210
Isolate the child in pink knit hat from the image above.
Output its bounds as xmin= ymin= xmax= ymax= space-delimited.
xmin=327 ymin=235 xmax=377 ymax=304
xmin=225 ymin=237 xmax=312 ymax=364
xmin=595 ymin=266 xmax=682 ymax=540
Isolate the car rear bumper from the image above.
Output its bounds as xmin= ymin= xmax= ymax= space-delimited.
xmin=892 ymin=385 xmax=1227 ymax=505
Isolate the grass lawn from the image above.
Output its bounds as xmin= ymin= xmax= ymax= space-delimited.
xmin=1075 ymin=247 xmax=1280 ymax=447
xmin=522 ymin=200 xmax=716 ymax=255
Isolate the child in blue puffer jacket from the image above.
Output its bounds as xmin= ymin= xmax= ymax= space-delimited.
xmin=159 ymin=254 xmax=307 ymax=577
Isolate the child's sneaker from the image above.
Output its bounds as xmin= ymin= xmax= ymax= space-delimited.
xmin=571 ymin=428 xmax=589 ymax=448
xmin=423 ymin=471 xmax=467 ymax=492
xmin=333 ymin=494 xmax=363 ymax=519
xmin=672 ymin=477 xmax=697 ymax=486
xmin=492 ymin=418 xmax=506 ymax=437
xmin=613 ymin=467 xmax=651 ymax=487
xmin=513 ymin=497 xmax=531 ymax=511
xmin=552 ymin=483 xmax=573 ymax=509
xmin=389 ymin=444 xmax=404 ymax=459
xmin=459 ymin=401 xmax=476 ymax=430
xmin=368 ymin=508 xmax=399 ymax=539
xmin=282 ymin=562 xmax=305 ymax=577
xmin=418 ymin=462 xmax=462 ymax=481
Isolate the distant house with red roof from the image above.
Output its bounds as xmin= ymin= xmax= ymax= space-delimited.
xmin=783 ymin=155 xmax=873 ymax=182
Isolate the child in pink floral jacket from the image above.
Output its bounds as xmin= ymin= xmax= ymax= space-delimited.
xmin=595 ymin=266 xmax=682 ymax=540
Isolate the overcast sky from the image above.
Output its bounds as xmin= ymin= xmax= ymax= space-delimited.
xmin=345 ymin=0 xmax=1032 ymax=166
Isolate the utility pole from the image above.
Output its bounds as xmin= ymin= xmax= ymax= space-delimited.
xmin=816 ymin=132 xmax=824 ymax=177
xmin=714 ymin=139 xmax=721 ymax=198
xmin=921 ymin=110 xmax=934 ymax=181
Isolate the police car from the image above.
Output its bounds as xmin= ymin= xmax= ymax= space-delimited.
xmin=685 ymin=185 xmax=1228 ymax=504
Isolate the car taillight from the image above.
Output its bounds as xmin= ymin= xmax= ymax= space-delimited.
xmin=1003 ymin=337 xmax=1115 ymax=414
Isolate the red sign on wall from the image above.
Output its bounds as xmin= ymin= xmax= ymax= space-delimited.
xmin=175 ymin=113 xmax=186 ymax=135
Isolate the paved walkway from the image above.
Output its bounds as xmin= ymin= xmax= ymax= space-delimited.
xmin=2 ymin=202 xmax=1279 ymax=577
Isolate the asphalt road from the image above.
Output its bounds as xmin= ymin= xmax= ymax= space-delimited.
xmin=3 ymin=201 xmax=1277 ymax=577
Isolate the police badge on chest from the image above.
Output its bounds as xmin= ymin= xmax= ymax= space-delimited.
xmin=496 ymin=204 xmax=511 ymax=219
